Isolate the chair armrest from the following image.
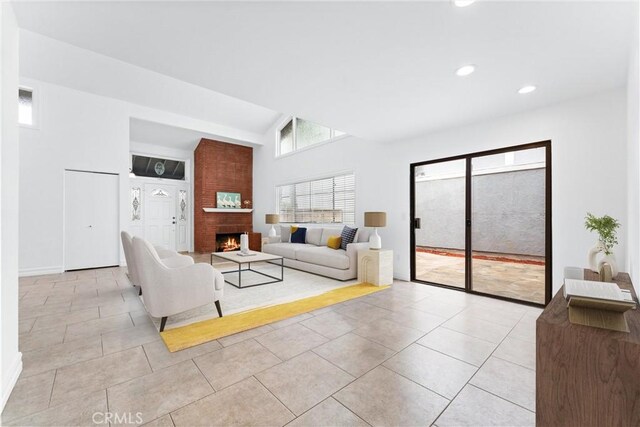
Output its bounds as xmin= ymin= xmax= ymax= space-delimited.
xmin=144 ymin=263 xmax=218 ymax=318
xmin=161 ymin=255 xmax=195 ymax=268
xmin=155 ymin=246 xmax=179 ymax=259
xmin=212 ymin=268 xmax=225 ymax=291
xmin=163 ymin=263 xmax=216 ymax=299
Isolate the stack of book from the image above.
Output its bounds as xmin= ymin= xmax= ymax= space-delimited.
xmin=563 ymin=279 xmax=636 ymax=331
xmin=564 ymin=279 xmax=636 ymax=311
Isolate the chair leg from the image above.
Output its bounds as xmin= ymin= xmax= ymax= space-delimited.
xmin=215 ymin=300 xmax=223 ymax=318
xmin=159 ymin=316 xmax=168 ymax=332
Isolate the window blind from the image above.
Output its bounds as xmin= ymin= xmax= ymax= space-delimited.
xmin=277 ymin=173 xmax=355 ymax=224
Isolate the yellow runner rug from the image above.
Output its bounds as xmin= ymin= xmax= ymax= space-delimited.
xmin=161 ymin=283 xmax=389 ymax=352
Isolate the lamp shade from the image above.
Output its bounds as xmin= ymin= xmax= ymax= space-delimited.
xmin=364 ymin=212 xmax=386 ymax=228
xmin=265 ymin=214 xmax=280 ymax=224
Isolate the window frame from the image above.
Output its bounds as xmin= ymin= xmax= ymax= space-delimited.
xmin=276 ymin=116 xmax=348 ymax=158
xmin=275 ymin=172 xmax=356 ymax=226
xmin=18 ymin=85 xmax=39 ymax=129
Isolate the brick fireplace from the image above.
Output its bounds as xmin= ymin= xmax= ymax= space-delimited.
xmin=194 ymin=138 xmax=258 ymax=253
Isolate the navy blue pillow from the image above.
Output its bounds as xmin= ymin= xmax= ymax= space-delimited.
xmin=340 ymin=226 xmax=358 ymax=250
xmin=290 ymin=227 xmax=307 ymax=244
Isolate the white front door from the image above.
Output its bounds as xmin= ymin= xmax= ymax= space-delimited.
xmin=65 ymin=170 xmax=120 ymax=270
xmin=144 ymin=183 xmax=177 ymax=250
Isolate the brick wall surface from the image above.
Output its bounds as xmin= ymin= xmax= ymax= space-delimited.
xmin=194 ymin=139 xmax=253 ymax=253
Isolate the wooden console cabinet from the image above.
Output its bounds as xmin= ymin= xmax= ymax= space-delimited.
xmin=536 ymin=270 xmax=640 ymax=426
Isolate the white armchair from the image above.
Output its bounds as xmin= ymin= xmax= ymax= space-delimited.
xmin=132 ymin=236 xmax=224 ymax=332
xmin=121 ymin=231 xmax=193 ymax=294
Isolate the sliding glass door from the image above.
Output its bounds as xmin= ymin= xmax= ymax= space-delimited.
xmin=412 ymin=159 xmax=467 ymax=289
xmin=410 ymin=141 xmax=551 ymax=306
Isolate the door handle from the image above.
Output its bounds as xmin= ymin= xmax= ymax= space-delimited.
xmin=88 ymin=225 xmax=93 ymax=228
xmin=414 ymin=218 xmax=421 ymax=229
xmin=172 ymin=221 xmax=176 ymax=225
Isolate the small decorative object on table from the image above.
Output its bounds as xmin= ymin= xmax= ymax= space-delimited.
xmin=240 ymin=232 xmax=250 ymax=255
xmin=585 ymin=212 xmax=620 ymax=278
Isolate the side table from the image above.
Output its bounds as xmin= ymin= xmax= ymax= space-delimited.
xmin=358 ymin=249 xmax=393 ymax=286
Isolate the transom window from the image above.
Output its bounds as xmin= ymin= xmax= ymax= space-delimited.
xmin=277 ymin=117 xmax=346 ymax=156
xmin=18 ymin=87 xmax=34 ymax=126
xmin=276 ymin=173 xmax=355 ymax=224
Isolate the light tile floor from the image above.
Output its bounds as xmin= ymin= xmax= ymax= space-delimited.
xmin=4 ymin=265 xmax=540 ymax=426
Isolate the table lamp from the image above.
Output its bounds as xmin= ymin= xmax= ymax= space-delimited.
xmin=364 ymin=212 xmax=386 ymax=250
xmin=265 ymin=214 xmax=280 ymax=237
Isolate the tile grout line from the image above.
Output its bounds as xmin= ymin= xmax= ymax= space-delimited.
xmin=191 ymin=356 xmax=217 ymax=394
xmin=46 ymin=369 xmax=58 ymax=408
xmin=466 ymin=383 xmax=536 ymax=414
xmin=251 ymin=374 xmax=298 ymax=420
xmin=430 ymin=310 xmax=534 ymax=425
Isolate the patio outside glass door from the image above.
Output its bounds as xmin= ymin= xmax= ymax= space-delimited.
xmin=470 ymin=146 xmax=549 ymax=304
xmin=410 ymin=141 xmax=551 ymax=306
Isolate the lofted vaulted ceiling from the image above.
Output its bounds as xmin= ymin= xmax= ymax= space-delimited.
xmin=12 ymin=1 xmax=638 ymax=142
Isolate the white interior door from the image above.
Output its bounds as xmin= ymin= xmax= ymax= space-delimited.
xmin=144 ymin=183 xmax=177 ymax=250
xmin=65 ymin=170 xmax=120 ymax=270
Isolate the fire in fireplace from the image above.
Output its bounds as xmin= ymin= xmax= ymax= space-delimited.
xmin=216 ymin=233 xmax=242 ymax=252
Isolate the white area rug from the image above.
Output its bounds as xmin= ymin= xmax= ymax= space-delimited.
xmin=148 ymin=261 xmax=357 ymax=330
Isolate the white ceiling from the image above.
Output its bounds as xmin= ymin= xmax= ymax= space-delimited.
xmin=12 ymin=1 xmax=637 ymax=142
xmin=130 ymin=118 xmax=256 ymax=151
xmin=19 ymin=30 xmax=281 ymax=138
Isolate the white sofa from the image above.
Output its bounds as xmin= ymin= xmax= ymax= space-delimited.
xmin=262 ymin=226 xmax=371 ymax=280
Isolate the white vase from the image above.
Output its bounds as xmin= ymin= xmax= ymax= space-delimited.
xmin=587 ymin=241 xmax=605 ymax=272
xmin=598 ymin=253 xmax=619 ymax=278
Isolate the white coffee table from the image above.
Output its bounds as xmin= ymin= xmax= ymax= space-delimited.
xmin=210 ymin=250 xmax=284 ymax=289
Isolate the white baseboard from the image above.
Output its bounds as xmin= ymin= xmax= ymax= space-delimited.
xmin=19 ymin=266 xmax=64 ymax=277
xmin=1 ymin=352 xmax=22 ymax=412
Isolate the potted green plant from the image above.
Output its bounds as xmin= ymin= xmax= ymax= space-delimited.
xmin=585 ymin=213 xmax=620 ymax=277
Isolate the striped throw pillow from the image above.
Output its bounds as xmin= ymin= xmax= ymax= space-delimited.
xmin=340 ymin=226 xmax=358 ymax=250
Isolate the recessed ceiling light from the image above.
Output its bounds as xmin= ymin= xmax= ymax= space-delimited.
xmin=518 ymin=85 xmax=537 ymax=94
xmin=453 ymin=0 xmax=476 ymax=7
xmin=456 ymin=65 xmax=475 ymax=77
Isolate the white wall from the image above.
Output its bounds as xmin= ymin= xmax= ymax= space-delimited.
xmin=19 ymin=30 xmax=277 ymax=141
xmin=254 ymin=88 xmax=628 ymax=295
xmin=626 ymin=8 xmax=639 ymax=291
xmin=18 ymin=78 xmax=248 ymax=274
xmin=1 ymin=2 xmax=22 ymax=411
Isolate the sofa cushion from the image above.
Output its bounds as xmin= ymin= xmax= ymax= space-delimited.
xmin=263 ymin=243 xmax=313 ymax=259
xmin=280 ymin=225 xmax=291 ymax=243
xmin=305 ymin=228 xmax=323 ymax=246
xmin=327 ymin=235 xmax=342 ymax=249
xmin=290 ymin=227 xmax=307 ymax=243
xmin=321 ymin=227 xmax=343 ymax=246
xmin=340 ymin=226 xmax=358 ymax=250
xmin=295 ymin=246 xmax=350 ymax=270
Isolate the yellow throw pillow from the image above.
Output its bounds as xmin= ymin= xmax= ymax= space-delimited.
xmin=327 ymin=235 xmax=342 ymax=250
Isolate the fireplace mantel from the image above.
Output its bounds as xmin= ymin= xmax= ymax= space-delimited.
xmin=202 ymin=208 xmax=253 ymax=213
